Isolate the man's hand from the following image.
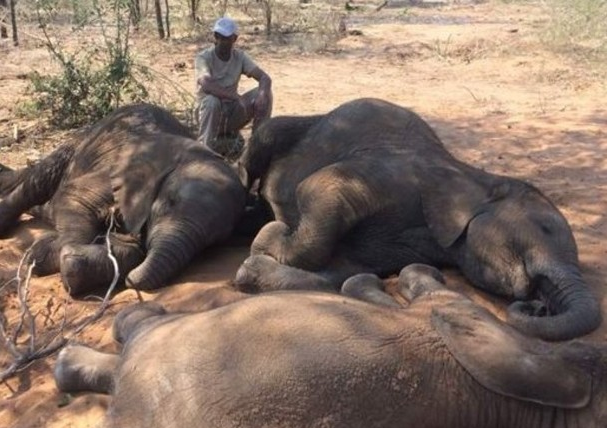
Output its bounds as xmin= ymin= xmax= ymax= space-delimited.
xmin=253 ymin=91 xmax=269 ymax=115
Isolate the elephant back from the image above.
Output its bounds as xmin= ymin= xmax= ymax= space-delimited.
xmin=313 ymin=98 xmax=446 ymax=155
xmin=69 ymin=104 xmax=194 ymax=178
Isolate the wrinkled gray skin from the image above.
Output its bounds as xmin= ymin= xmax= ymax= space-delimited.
xmin=233 ymin=97 xmax=601 ymax=341
xmin=54 ymin=264 xmax=607 ymax=428
xmin=0 ymin=104 xmax=246 ymax=295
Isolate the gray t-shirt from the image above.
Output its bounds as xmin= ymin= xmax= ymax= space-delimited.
xmin=194 ymin=47 xmax=258 ymax=101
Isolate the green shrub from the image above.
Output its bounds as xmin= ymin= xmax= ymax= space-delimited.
xmin=29 ymin=0 xmax=151 ymax=129
xmin=30 ymin=49 xmax=149 ymax=129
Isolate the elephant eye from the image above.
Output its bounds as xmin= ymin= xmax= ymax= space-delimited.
xmin=540 ymin=224 xmax=552 ymax=235
xmin=166 ymin=193 xmax=179 ymax=207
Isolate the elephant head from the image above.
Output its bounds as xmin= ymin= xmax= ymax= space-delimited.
xmin=112 ymin=141 xmax=247 ymax=290
xmin=419 ymin=161 xmax=601 ymax=341
xmin=235 ymin=113 xmax=324 ymax=191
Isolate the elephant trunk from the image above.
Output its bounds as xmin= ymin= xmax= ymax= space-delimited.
xmin=507 ymin=268 xmax=602 ymax=341
xmin=125 ymin=222 xmax=205 ymax=290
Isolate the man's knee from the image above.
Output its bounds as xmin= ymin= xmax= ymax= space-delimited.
xmin=200 ymin=95 xmax=222 ymax=113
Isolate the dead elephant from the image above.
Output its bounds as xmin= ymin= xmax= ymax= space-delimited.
xmin=0 ymin=104 xmax=246 ymax=295
xmin=55 ymin=264 xmax=607 ymax=428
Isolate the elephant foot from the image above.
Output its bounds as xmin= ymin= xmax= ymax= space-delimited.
xmin=250 ymin=220 xmax=291 ymax=260
xmin=234 ymin=255 xmax=334 ymax=293
xmin=250 ymin=220 xmax=328 ymax=270
xmin=341 ymin=273 xmax=401 ymax=308
xmin=54 ymin=344 xmax=119 ymax=394
xmin=398 ymin=263 xmax=448 ymax=301
xmin=60 ymin=244 xmax=118 ymax=296
xmin=30 ymin=232 xmax=61 ymax=276
xmin=234 ymin=254 xmax=282 ymax=293
xmin=60 ymin=235 xmax=145 ymax=296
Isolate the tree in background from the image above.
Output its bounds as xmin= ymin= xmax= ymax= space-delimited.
xmin=129 ymin=0 xmax=141 ymax=30
xmin=0 ymin=0 xmax=18 ymax=45
xmin=153 ymin=0 xmax=170 ymax=39
xmin=189 ymin=0 xmax=201 ymax=24
xmin=154 ymin=0 xmax=165 ymax=38
xmin=0 ymin=0 xmax=7 ymax=39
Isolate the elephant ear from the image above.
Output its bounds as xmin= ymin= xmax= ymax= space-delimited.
xmin=418 ymin=164 xmax=510 ymax=248
xmin=431 ymin=300 xmax=593 ymax=409
xmin=111 ymin=138 xmax=179 ymax=234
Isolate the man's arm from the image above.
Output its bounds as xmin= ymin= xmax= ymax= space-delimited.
xmin=198 ymin=76 xmax=240 ymax=101
xmin=249 ymin=66 xmax=272 ymax=94
xmin=194 ymin=51 xmax=237 ymax=101
xmin=248 ymin=66 xmax=272 ymax=111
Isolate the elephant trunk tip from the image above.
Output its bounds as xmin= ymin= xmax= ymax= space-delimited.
xmin=125 ymin=264 xmax=165 ymax=291
xmin=506 ymin=297 xmax=602 ymax=341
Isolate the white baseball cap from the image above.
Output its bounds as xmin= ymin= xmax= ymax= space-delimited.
xmin=213 ymin=17 xmax=238 ymax=37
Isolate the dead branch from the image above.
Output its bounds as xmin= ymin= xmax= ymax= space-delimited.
xmin=461 ymin=85 xmax=481 ymax=103
xmin=375 ymin=0 xmax=388 ymax=12
xmin=0 ymin=209 xmax=122 ymax=384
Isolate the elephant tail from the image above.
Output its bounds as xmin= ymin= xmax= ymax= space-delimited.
xmin=506 ymin=271 xmax=602 ymax=341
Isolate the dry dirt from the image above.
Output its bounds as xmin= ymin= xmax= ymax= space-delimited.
xmin=1 ymin=2 xmax=607 ymax=427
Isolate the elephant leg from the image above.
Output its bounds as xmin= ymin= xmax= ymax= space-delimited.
xmin=49 ymin=175 xmax=145 ymax=295
xmin=342 ymin=225 xmax=455 ymax=277
xmin=39 ymin=175 xmax=110 ymax=268
xmin=29 ymin=232 xmax=62 ymax=276
xmin=54 ymin=344 xmax=119 ymax=394
xmin=112 ymin=302 xmax=167 ymax=344
xmin=397 ymin=263 xmax=455 ymax=301
xmin=234 ymin=254 xmax=335 ymax=293
xmin=28 ymin=230 xmax=141 ymax=286
xmin=0 ymin=144 xmax=75 ymax=234
xmin=252 ymin=163 xmax=382 ymax=271
xmin=60 ymin=233 xmax=145 ymax=296
xmin=340 ymin=273 xmax=401 ymax=308
xmin=234 ymin=252 xmax=371 ymax=293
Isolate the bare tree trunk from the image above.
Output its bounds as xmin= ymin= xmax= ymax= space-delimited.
xmin=163 ymin=0 xmax=170 ymax=39
xmin=189 ymin=0 xmax=199 ymax=24
xmin=129 ymin=0 xmax=141 ymax=31
xmin=262 ymin=0 xmax=272 ymax=35
xmin=9 ymin=0 xmax=16 ymax=45
xmin=154 ymin=0 xmax=164 ymax=39
xmin=0 ymin=0 xmax=7 ymax=39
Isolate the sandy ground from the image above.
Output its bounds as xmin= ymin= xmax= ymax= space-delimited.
xmin=1 ymin=1 xmax=606 ymax=427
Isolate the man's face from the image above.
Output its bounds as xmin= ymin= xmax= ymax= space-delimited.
xmin=214 ymin=32 xmax=237 ymax=56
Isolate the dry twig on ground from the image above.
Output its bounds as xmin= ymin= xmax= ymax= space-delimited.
xmin=0 ymin=210 xmax=121 ymax=384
